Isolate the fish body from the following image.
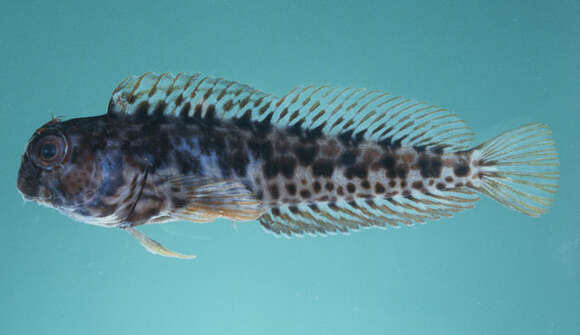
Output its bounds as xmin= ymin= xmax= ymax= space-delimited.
xmin=17 ymin=73 xmax=559 ymax=258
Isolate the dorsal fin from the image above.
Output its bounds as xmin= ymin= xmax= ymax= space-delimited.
xmin=108 ymin=73 xmax=473 ymax=151
xmin=269 ymin=84 xmax=474 ymax=151
xmin=108 ymin=72 xmax=277 ymax=121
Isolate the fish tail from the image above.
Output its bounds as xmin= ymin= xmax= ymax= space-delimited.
xmin=474 ymin=123 xmax=559 ymax=216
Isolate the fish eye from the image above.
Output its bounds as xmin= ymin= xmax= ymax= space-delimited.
xmin=40 ymin=143 xmax=57 ymax=160
xmin=30 ymin=133 xmax=68 ymax=168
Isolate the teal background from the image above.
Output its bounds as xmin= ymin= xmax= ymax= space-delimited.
xmin=1 ymin=1 xmax=579 ymax=334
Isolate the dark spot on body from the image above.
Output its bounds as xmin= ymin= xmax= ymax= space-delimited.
xmin=179 ymin=102 xmax=191 ymax=117
xmin=254 ymin=113 xmax=273 ymax=137
xmin=269 ymin=184 xmax=279 ymax=199
xmin=392 ymin=138 xmax=403 ymax=149
xmin=312 ymin=159 xmax=334 ymax=177
xmin=263 ymin=161 xmax=279 ymax=179
xmin=235 ymin=110 xmax=253 ymax=130
xmin=302 ymin=125 xmax=324 ymax=143
xmin=445 ymin=176 xmax=454 ymax=183
xmin=418 ymin=156 xmax=442 ymax=178
xmin=378 ymin=136 xmax=401 ymax=149
xmin=401 ymin=180 xmax=407 ymax=188
xmin=346 ymin=183 xmax=356 ymax=193
xmin=381 ymin=154 xmax=398 ymax=178
xmin=375 ymin=183 xmax=385 ymax=193
xmin=279 ymin=156 xmax=297 ymax=178
xmin=361 ymin=180 xmax=370 ymax=189
xmin=313 ymin=181 xmax=321 ymax=193
xmin=454 ymin=164 xmax=470 ymax=177
xmin=345 ymin=164 xmax=368 ymax=179
xmin=436 ymin=183 xmax=445 ymax=190
xmin=205 ymin=105 xmax=219 ymax=125
xmin=232 ymin=151 xmax=249 ymax=176
xmin=153 ymin=101 xmax=167 ymax=116
xmin=300 ymin=190 xmax=311 ymax=198
xmin=295 ymin=145 xmax=318 ymax=166
xmin=412 ymin=181 xmax=423 ymax=189
xmin=248 ymin=139 xmax=273 ymax=161
xmin=339 ymin=151 xmax=357 ymax=166
xmin=389 ymin=180 xmax=396 ymax=188
xmin=287 ymin=122 xmax=304 ymax=136
xmin=325 ymin=182 xmax=334 ymax=191
xmin=135 ymin=101 xmax=149 ymax=117
xmin=337 ymin=186 xmax=344 ymax=196
xmin=396 ymin=165 xmax=407 ymax=179
xmin=381 ymin=155 xmax=395 ymax=169
xmin=193 ymin=104 xmax=203 ymax=118
xmin=286 ymin=183 xmax=297 ymax=195
xmin=338 ymin=130 xmax=364 ymax=146
xmin=175 ymin=150 xmax=201 ymax=175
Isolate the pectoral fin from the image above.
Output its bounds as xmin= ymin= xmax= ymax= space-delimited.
xmin=167 ymin=176 xmax=265 ymax=223
xmin=125 ymin=227 xmax=196 ymax=259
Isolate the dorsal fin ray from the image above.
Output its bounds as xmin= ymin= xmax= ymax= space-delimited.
xmin=108 ymin=73 xmax=473 ymax=151
xmin=271 ymin=84 xmax=474 ymax=151
xmin=108 ymin=72 xmax=277 ymax=121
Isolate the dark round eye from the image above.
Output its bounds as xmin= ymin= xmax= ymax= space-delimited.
xmin=40 ymin=143 xmax=57 ymax=160
xmin=31 ymin=133 xmax=68 ymax=168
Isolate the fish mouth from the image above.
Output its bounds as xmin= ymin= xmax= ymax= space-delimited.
xmin=17 ymin=155 xmax=43 ymax=200
xmin=17 ymin=182 xmax=54 ymax=205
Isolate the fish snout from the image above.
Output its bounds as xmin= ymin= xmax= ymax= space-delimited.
xmin=17 ymin=156 xmax=42 ymax=200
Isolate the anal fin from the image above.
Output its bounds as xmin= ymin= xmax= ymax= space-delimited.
xmin=260 ymin=190 xmax=479 ymax=237
xmin=167 ymin=177 xmax=265 ymax=223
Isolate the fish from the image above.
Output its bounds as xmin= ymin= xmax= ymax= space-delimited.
xmin=16 ymin=72 xmax=560 ymax=259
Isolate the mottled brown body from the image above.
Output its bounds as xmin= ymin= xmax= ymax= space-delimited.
xmin=17 ymin=72 xmax=558 ymax=258
xmin=251 ymin=126 xmax=476 ymax=207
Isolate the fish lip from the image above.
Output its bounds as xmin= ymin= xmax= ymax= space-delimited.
xmin=17 ymin=190 xmax=34 ymax=201
xmin=17 ymin=186 xmax=54 ymax=204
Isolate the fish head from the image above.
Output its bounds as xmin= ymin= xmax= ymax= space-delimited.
xmin=17 ymin=117 xmax=113 ymax=219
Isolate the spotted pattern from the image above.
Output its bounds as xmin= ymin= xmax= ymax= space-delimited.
xmin=250 ymin=117 xmax=476 ymax=207
xmin=18 ymin=99 xmax=479 ymax=230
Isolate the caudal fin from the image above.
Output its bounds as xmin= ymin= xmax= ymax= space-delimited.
xmin=475 ymin=123 xmax=559 ymax=216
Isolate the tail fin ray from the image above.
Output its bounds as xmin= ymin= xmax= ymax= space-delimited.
xmin=476 ymin=123 xmax=559 ymax=217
